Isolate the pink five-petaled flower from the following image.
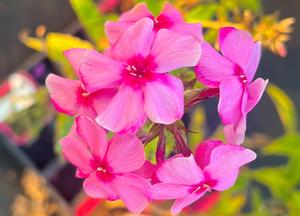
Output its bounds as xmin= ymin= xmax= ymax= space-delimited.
xmin=60 ymin=116 xmax=151 ymax=214
xmin=195 ymin=27 xmax=268 ymax=144
xmin=152 ymin=140 xmax=256 ymax=215
xmin=45 ymin=51 xmax=116 ymax=118
xmin=68 ymin=18 xmax=201 ymax=133
xmin=105 ymin=2 xmax=203 ymax=45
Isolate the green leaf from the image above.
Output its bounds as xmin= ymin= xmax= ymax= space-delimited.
xmin=54 ymin=114 xmax=74 ymax=154
xmin=250 ymin=168 xmax=292 ymax=201
xmin=266 ymin=84 xmax=298 ymax=134
xmin=70 ymin=0 xmax=106 ymax=46
xmin=185 ymin=3 xmax=217 ymax=22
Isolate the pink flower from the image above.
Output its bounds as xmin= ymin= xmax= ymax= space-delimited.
xmin=60 ymin=116 xmax=151 ymax=214
xmin=71 ymin=18 xmax=201 ymax=133
xmin=46 ymin=50 xmax=116 ymax=118
xmin=152 ymin=140 xmax=256 ymax=215
xmin=195 ymin=27 xmax=268 ymax=144
xmin=105 ymin=2 xmax=203 ymax=45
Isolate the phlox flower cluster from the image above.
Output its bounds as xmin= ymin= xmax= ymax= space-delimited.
xmin=46 ymin=2 xmax=267 ymax=215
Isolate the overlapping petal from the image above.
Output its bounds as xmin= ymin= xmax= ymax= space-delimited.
xmin=105 ymin=134 xmax=145 ymax=173
xmin=195 ymin=42 xmax=235 ymax=88
xmin=96 ymin=85 xmax=147 ymax=133
xmin=156 ymin=155 xmax=204 ymax=185
xmin=144 ymin=74 xmax=184 ymax=124
xmin=150 ymin=29 xmax=201 ymax=73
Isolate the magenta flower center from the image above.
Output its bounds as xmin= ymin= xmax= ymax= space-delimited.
xmin=234 ymin=64 xmax=248 ymax=84
xmin=122 ymin=55 xmax=157 ymax=87
xmin=151 ymin=15 xmax=173 ymax=31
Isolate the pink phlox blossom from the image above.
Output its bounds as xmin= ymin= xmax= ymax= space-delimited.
xmin=151 ymin=140 xmax=256 ymax=215
xmin=46 ymin=50 xmax=116 ymax=118
xmin=60 ymin=116 xmax=151 ymax=214
xmin=105 ymin=2 xmax=203 ymax=45
xmin=195 ymin=27 xmax=268 ymax=144
xmin=69 ymin=18 xmax=201 ymax=133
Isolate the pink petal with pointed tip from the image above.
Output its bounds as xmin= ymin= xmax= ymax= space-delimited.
xmin=64 ymin=48 xmax=90 ymax=77
xmin=83 ymin=172 xmax=119 ymax=200
xmin=223 ymin=115 xmax=247 ymax=145
xmin=110 ymin=18 xmax=154 ymax=62
xmin=144 ymin=74 xmax=184 ymax=124
xmin=195 ymin=42 xmax=235 ymax=88
xmin=204 ymin=144 xmax=256 ymax=191
xmin=218 ymin=27 xmax=235 ymax=47
xmin=119 ymin=3 xmax=152 ymax=22
xmin=195 ymin=140 xmax=223 ymax=169
xmin=171 ymin=190 xmax=206 ymax=215
xmin=152 ymin=183 xmax=190 ymax=200
xmin=159 ymin=2 xmax=183 ymax=22
xmin=90 ymin=88 xmax=117 ymax=115
xmin=77 ymin=49 xmax=122 ymax=93
xmin=75 ymin=116 xmax=108 ymax=160
xmin=96 ymin=85 xmax=147 ymax=134
xmin=219 ymin=28 xmax=256 ymax=72
xmin=46 ymin=74 xmax=81 ymax=116
xmin=60 ymin=123 xmax=93 ymax=174
xmin=218 ymin=76 xmax=245 ymax=125
xmin=105 ymin=21 xmax=132 ymax=45
xmin=133 ymin=160 xmax=156 ymax=180
xmin=245 ymin=42 xmax=261 ymax=82
xmin=150 ymin=29 xmax=201 ymax=73
xmin=111 ymin=173 xmax=151 ymax=214
xmin=246 ymin=78 xmax=268 ymax=112
xmin=105 ymin=134 xmax=145 ymax=173
xmin=171 ymin=22 xmax=203 ymax=42
xmin=156 ymin=155 xmax=204 ymax=185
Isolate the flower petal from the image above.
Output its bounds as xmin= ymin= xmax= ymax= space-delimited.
xmin=171 ymin=22 xmax=203 ymax=42
xmin=245 ymin=43 xmax=261 ymax=82
xmin=75 ymin=116 xmax=108 ymax=161
xmin=96 ymin=85 xmax=147 ymax=133
xmin=90 ymin=88 xmax=117 ymax=115
xmin=159 ymin=2 xmax=183 ymax=22
xmin=133 ymin=160 xmax=156 ymax=180
xmin=195 ymin=140 xmax=223 ymax=169
xmin=111 ymin=173 xmax=151 ymax=214
xmin=204 ymin=144 xmax=256 ymax=191
xmin=119 ymin=3 xmax=152 ymax=22
xmin=223 ymin=116 xmax=247 ymax=145
xmin=144 ymin=74 xmax=184 ymax=124
xmin=219 ymin=27 xmax=256 ymax=72
xmin=246 ymin=78 xmax=268 ymax=112
xmin=83 ymin=172 xmax=118 ymax=200
xmin=45 ymin=74 xmax=81 ymax=116
xmin=105 ymin=134 xmax=145 ymax=173
xmin=64 ymin=48 xmax=90 ymax=77
xmin=60 ymin=123 xmax=93 ymax=174
xmin=150 ymin=29 xmax=201 ymax=73
xmin=195 ymin=42 xmax=235 ymax=88
xmin=156 ymin=155 xmax=204 ymax=185
xmin=105 ymin=21 xmax=132 ymax=45
xmin=218 ymin=76 xmax=245 ymax=125
xmin=110 ymin=18 xmax=154 ymax=62
xmin=77 ymin=49 xmax=123 ymax=93
xmin=171 ymin=190 xmax=206 ymax=215
xmin=152 ymin=183 xmax=190 ymax=200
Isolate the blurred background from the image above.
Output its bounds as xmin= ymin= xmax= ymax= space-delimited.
xmin=0 ymin=0 xmax=299 ymax=215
